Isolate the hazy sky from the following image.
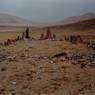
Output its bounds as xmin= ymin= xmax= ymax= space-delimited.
xmin=0 ymin=0 xmax=95 ymax=22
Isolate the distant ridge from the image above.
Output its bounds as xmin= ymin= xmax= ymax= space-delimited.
xmin=0 ymin=13 xmax=33 ymax=27
xmin=37 ymin=13 xmax=95 ymax=27
xmin=50 ymin=18 xmax=95 ymax=30
xmin=61 ymin=13 xmax=95 ymax=25
xmin=0 ymin=13 xmax=95 ymax=27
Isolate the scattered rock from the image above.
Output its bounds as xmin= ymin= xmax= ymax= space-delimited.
xmin=1 ymin=67 xmax=6 ymax=71
xmin=7 ymin=55 xmax=16 ymax=61
xmin=49 ymin=60 xmax=54 ymax=64
xmin=0 ymin=54 xmax=7 ymax=62
xmin=52 ymin=52 xmax=67 ymax=58
xmin=11 ymin=92 xmax=16 ymax=95
xmin=11 ymin=81 xmax=17 ymax=85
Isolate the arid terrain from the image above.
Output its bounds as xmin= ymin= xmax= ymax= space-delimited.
xmin=0 ymin=19 xmax=95 ymax=95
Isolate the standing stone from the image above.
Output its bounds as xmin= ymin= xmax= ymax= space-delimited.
xmin=53 ymin=33 xmax=56 ymax=40
xmin=77 ymin=35 xmax=83 ymax=43
xmin=45 ymin=28 xmax=52 ymax=39
xmin=22 ymin=32 xmax=25 ymax=40
xmin=40 ymin=33 xmax=44 ymax=40
xmin=25 ymin=27 xmax=30 ymax=39
xmin=17 ymin=36 xmax=20 ymax=41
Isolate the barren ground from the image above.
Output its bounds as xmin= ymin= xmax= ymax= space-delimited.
xmin=0 ymin=27 xmax=95 ymax=95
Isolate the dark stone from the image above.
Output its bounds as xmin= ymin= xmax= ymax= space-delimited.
xmin=52 ymin=52 xmax=67 ymax=58
xmin=25 ymin=27 xmax=30 ymax=39
xmin=80 ymin=63 xmax=86 ymax=69
xmin=11 ymin=92 xmax=16 ymax=95
xmin=1 ymin=68 xmax=6 ymax=71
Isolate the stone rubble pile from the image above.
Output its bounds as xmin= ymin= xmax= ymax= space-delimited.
xmin=52 ymin=51 xmax=95 ymax=68
xmin=0 ymin=54 xmax=7 ymax=62
xmin=70 ymin=52 xmax=95 ymax=67
xmin=0 ymin=53 xmax=17 ymax=63
xmin=87 ymin=42 xmax=95 ymax=50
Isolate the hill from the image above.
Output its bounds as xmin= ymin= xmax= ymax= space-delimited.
xmin=49 ymin=18 xmax=95 ymax=31
xmin=38 ymin=13 xmax=95 ymax=27
xmin=0 ymin=13 xmax=95 ymax=28
xmin=62 ymin=13 xmax=95 ymax=25
xmin=0 ymin=13 xmax=33 ymax=27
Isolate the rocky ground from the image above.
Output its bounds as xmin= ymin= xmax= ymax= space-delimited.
xmin=0 ymin=39 xmax=95 ymax=95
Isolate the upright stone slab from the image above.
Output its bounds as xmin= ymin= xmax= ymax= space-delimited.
xmin=25 ymin=27 xmax=30 ymax=39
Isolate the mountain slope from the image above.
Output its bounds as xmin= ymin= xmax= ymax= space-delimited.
xmin=62 ymin=13 xmax=95 ymax=25
xmin=0 ymin=13 xmax=33 ymax=27
xmin=50 ymin=18 xmax=95 ymax=30
xmin=39 ymin=13 xmax=95 ymax=27
xmin=0 ymin=13 xmax=95 ymax=27
xmin=64 ymin=18 xmax=95 ymax=30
